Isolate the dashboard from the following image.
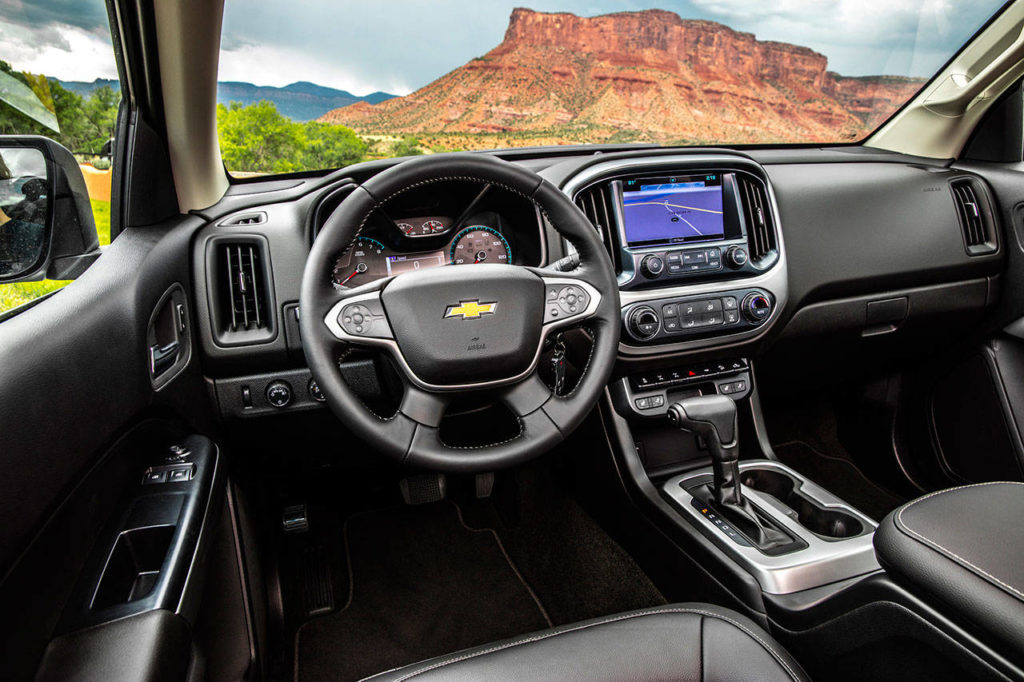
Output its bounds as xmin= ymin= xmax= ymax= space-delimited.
xmin=188 ymin=146 xmax=1005 ymax=420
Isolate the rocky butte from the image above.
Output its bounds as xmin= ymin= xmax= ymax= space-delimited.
xmin=320 ymin=8 xmax=925 ymax=145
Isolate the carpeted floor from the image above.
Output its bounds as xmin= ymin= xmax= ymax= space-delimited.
xmin=293 ymin=490 xmax=666 ymax=682
xmin=294 ymin=503 xmax=551 ymax=682
xmin=773 ymin=441 xmax=905 ymax=521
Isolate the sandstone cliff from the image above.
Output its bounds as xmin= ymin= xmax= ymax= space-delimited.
xmin=320 ymin=8 xmax=924 ymax=145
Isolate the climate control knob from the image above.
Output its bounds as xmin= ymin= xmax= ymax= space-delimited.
xmin=726 ymin=246 xmax=748 ymax=269
xmin=741 ymin=293 xmax=772 ymax=324
xmin=640 ymin=255 xmax=665 ymax=279
xmin=626 ymin=306 xmax=661 ymax=341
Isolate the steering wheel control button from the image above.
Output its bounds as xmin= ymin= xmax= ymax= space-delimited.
xmin=338 ymin=298 xmax=393 ymax=339
xmin=266 ymin=380 xmax=292 ymax=408
xmin=543 ymin=282 xmax=593 ymax=323
xmin=308 ymin=378 xmax=326 ymax=402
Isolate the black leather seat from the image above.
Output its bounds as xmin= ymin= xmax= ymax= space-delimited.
xmin=875 ymin=481 xmax=1024 ymax=663
xmin=364 ymin=604 xmax=808 ymax=681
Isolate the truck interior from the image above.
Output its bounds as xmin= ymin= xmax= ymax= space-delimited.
xmin=3 ymin=1 xmax=1024 ymax=680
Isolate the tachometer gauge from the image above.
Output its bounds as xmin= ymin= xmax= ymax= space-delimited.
xmin=449 ymin=226 xmax=511 ymax=265
xmin=333 ymin=237 xmax=388 ymax=286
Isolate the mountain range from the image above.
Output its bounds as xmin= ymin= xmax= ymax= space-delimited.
xmin=56 ymin=79 xmax=395 ymax=122
xmin=319 ymin=8 xmax=926 ymax=146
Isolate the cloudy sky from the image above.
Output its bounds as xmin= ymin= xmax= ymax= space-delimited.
xmin=0 ymin=0 xmax=1008 ymax=96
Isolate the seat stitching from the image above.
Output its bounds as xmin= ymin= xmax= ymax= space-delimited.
xmin=382 ymin=606 xmax=799 ymax=682
xmin=894 ymin=481 xmax=1024 ymax=602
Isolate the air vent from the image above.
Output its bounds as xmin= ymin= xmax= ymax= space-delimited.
xmin=737 ymin=175 xmax=777 ymax=265
xmin=219 ymin=211 xmax=267 ymax=226
xmin=223 ymin=243 xmax=266 ymax=331
xmin=574 ymin=184 xmax=619 ymax=268
xmin=950 ymin=178 xmax=997 ymax=256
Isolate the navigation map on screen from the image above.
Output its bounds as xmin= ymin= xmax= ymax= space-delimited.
xmin=621 ymin=175 xmax=724 ymax=247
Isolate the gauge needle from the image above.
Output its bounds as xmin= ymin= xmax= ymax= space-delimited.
xmin=340 ymin=269 xmax=360 ymax=285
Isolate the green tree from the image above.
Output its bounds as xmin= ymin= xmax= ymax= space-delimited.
xmin=80 ymin=85 xmax=119 ymax=154
xmin=0 ymin=61 xmax=118 ymax=155
xmin=390 ymin=136 xmax=423 ymax=157
xmin=217 ymin=100 xmax=304 ymax=174
xmin=300 ymin=121 xmax=366 ymax=170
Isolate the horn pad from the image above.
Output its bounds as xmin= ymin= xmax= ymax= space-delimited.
xmin=381 ymin=264 xmax=545 ymax=386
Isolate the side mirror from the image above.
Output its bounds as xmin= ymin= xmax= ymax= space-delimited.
xmin=0 ymin=135 xmax=100 ymax=283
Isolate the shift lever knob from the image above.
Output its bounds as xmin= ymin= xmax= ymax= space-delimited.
xmin=667 ymin=395 xmax=738 ymax=455
xmin=668 ymin=395 xmax=742 ymax=505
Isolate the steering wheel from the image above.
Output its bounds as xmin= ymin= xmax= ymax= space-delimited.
xmin=300 ymin=154 xmax=620 ymax=472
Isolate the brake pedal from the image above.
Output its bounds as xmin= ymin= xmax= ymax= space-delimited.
xmin=400 ymin=474 xmax=447 ymax=505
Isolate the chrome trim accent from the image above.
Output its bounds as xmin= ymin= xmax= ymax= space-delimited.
xmin=323 ymin=276 xmax=601 ymax=392
xmin=662 ymin=460 xmax=879 ymax=595
xmin=560 ymin=154 xmax=789 ymax=356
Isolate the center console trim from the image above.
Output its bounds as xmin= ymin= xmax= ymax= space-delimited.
xmin=663 ymin=459 xmax=879 ymax=595
xmin=560 ymin=154 xmax=789 ymax=356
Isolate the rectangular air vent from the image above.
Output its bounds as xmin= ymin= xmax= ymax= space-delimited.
xmin=950 ymin=178 xmax=997 ymax=256
xmin=223 ymin=243 xmax=266 ymax=331
xmin=737 ymin=175 xmax=777 ymax=264
xmin=574 ymin=184 xmax=619 ymax=268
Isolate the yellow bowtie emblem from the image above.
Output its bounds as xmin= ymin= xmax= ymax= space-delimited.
xmin=444 ymin=300 xmax=497 ymax=320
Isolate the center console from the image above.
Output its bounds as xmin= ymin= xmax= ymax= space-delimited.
xmin=566 ymin=154 xmax=787 ymax=354
xmin=659 ymin=393 xmax=878 ymax=595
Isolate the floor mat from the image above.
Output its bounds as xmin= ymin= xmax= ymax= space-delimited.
xmin=774 ymin=441 xmax=905 ymax=521
xmin=294 ymin=503 xmax=552 ymax=682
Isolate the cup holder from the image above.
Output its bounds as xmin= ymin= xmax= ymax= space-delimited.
xmin=740 ymin=469 xmax=864 ymax=539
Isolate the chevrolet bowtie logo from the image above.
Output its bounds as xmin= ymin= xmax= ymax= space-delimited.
xmin=444 ymin=300 xmax=498 ymax=320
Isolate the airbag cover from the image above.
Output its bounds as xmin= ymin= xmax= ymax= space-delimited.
xmin=381 ymin=264 xmax=544 ymax=386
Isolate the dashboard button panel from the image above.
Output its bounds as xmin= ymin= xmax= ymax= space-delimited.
xmin=622 ymin=288 xmax=773 ymax=344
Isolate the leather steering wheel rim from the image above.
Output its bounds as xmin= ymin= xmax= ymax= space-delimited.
xmin=300 ymin=153 xmax=619 ymax=472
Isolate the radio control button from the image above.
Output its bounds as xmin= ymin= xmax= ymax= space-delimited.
xmin=662 ymin=304 xmax=678 ymax=317
xmin=667 ymin=252 xmax=681 ymax=264
xmin=726 ymin=247 xmax=748 ymax=269
xmin=640 ymin=255 xmax=665 ymax=278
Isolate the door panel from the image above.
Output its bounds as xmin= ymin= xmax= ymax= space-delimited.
xmin=0 ymin=216 xmax=222 ymax=678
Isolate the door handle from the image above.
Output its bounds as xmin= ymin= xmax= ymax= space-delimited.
xmin=149 ymin=341 xmax=180 ymax=378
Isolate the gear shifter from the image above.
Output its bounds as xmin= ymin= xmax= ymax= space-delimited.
xmin=668 ymin=395 xmax=790 ymax=552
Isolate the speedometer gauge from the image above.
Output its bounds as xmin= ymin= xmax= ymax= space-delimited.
xmin=449 ymin=226 xmax=511 ymax=265
xmin=332 ymin=237 xmax=388 ymax=287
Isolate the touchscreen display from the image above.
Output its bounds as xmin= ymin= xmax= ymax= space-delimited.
xmin=621 ymin=174 xmax=724 ymax=247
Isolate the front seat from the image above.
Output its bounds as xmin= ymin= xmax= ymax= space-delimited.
xmin=364 ymin=604 xmax=808 ymax=681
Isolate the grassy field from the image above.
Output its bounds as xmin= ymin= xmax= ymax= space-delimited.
xmin=0 ymin=199 xmax=111 ymax=314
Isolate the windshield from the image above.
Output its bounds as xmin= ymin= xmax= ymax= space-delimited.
xmin=218 ymin=1 xmax=1007 ymax=175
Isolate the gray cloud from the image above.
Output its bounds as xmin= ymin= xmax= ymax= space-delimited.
xmin=0 ymin=0 xmax=109 ymax=37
